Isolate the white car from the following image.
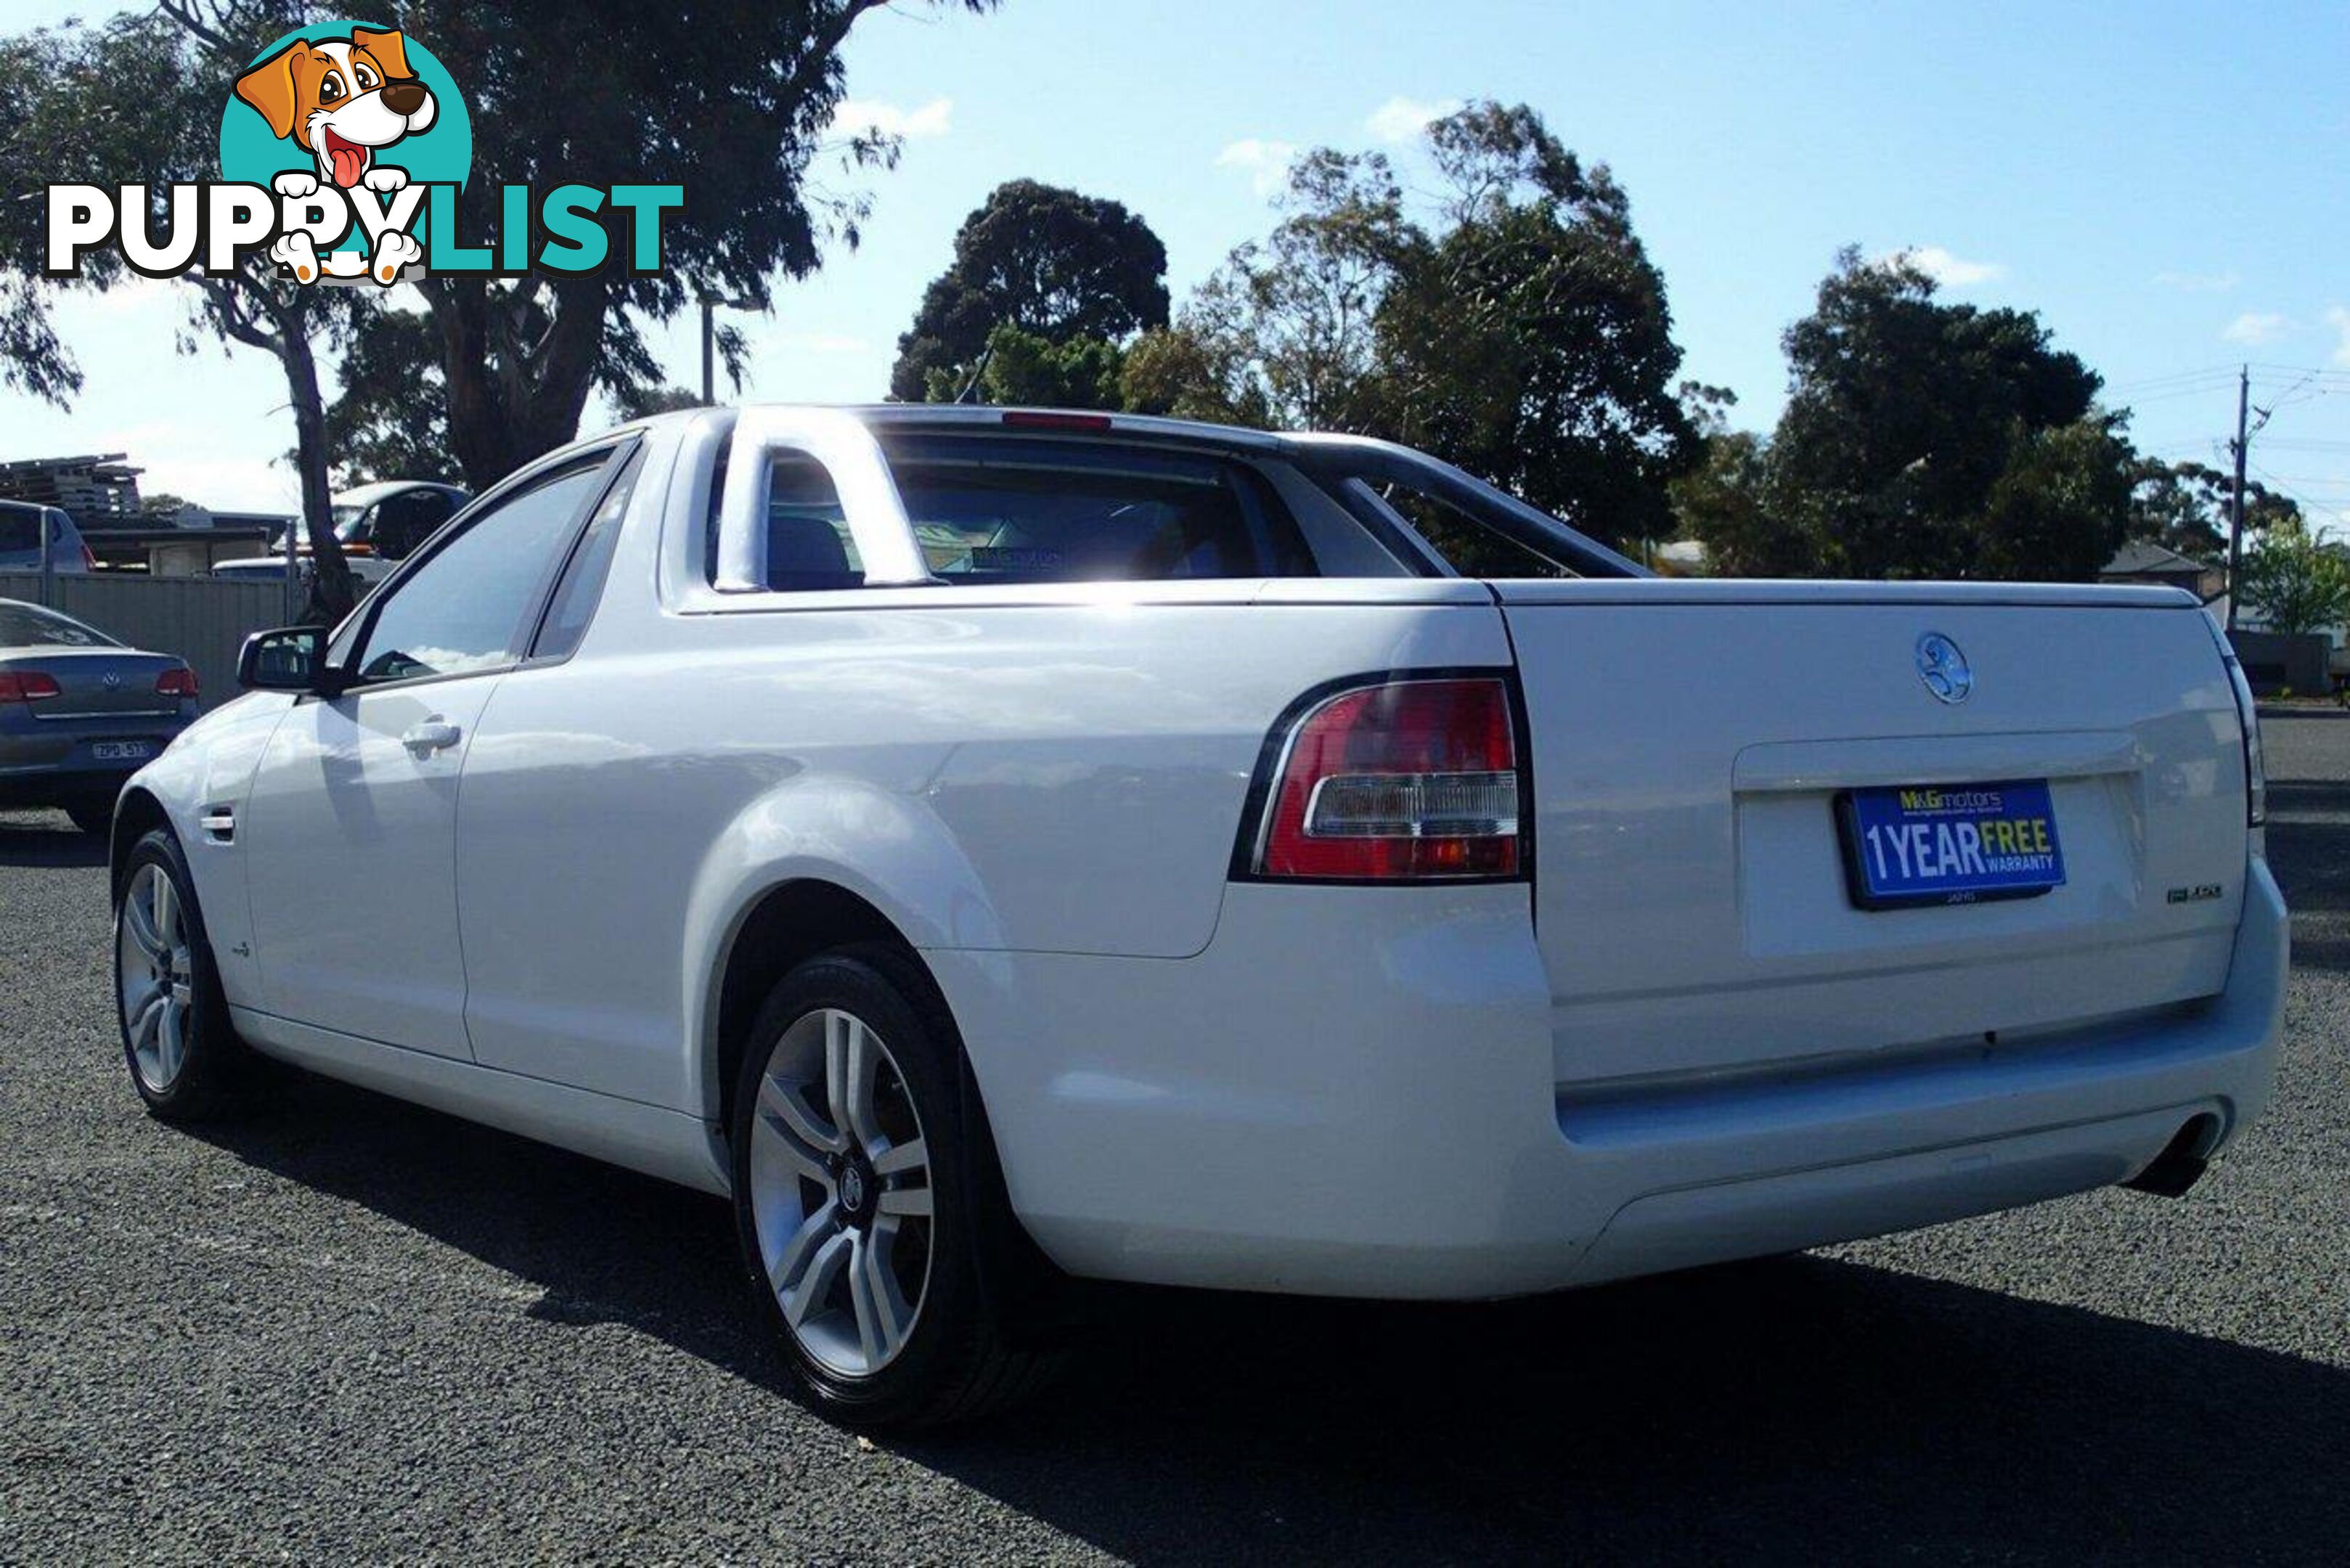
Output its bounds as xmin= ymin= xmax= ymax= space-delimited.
xmin=109 ymin=406 xmax=2285 ymax=1426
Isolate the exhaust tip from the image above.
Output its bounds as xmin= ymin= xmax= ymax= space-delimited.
xmin=2124 ymin=1114 xmax=2222 ymax=1199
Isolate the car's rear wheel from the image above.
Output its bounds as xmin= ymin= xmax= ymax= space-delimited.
xmin=114 ymin=828 xmax=243 ymax=1119
xmin=730 ymin=946 xmax=1054 ymax=1427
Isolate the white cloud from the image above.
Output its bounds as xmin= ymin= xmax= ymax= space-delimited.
xmin=1887 ymin=245 xmax=2005 ymax=287
xmin=831 ymin=96 xmax=952 ymax=140
xmin=1366 ymin=94 xmax=1459 ymax=144
xmin=2154 ymin=269 xmax=2240 ymax=293
xmin=2327 ymin=306 xmax=2350 ymax=367
xmin=1216 ymin=138 xmax=1297 ymax=197
xmin=2222 ymin=311 xmax=2289 ymax=346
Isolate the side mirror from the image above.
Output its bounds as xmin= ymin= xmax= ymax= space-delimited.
xmin=237 ymin=625 xmax=335 ymax=693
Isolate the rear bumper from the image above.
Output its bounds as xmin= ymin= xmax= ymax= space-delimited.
xmin=0 ymin=720 xmax=188 ymax=807
xmin=934 ymin=859 xmax=2286 ymax=1300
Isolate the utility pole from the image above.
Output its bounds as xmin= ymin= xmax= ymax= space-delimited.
xmin=2226 ymin=364 xmax=2249 ymax=630
xmin=698 ymin=295 xmax=758 ymax=406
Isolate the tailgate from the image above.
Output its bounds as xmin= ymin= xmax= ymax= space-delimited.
xmin=1496 ymin=581 xmax=2249 ymax=1087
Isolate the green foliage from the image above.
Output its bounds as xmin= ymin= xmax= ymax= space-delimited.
xmin=611 ymin=383 xmax=708 ymax=420
xmin=0 ymin=6 xmax=366 ymax=619
xmin=322 ymin=289 xmax=703 ymax=483
xmin=1118 ymin=325 xmax=1270 ymax=425
xmin=1976 ymin=417 xmax=2136 ymax=583
xmin=319 ymin=308 xmax=464 ymax=486
xmin=892 ymin=179 xmax=1169 ymax=402
xmin=1769 ymin=248 xmax=2112 ymax=580
xmin=1673 ymin=249 xmax=2139 ymax=582
xmin=2239 ymin=524 xmax=2350 ymax=637
xmin=1131 ymin=103 xmax=1696 ymax=554
xmin=1379 ymin=140 xmax=1694 ymax=548
xmin=1672 ymin=430 xmax=1816 ymax=576
xmin=2126 ymin=460 xmax=2298 ymax=564
xmin=926 ymin=324 xmax=1125 ymax=409
xmin=367 ymin=0 xmax=1000 ymax=483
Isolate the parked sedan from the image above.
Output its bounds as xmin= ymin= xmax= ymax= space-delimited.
xmin=0 ymin=599 xmax=197 ymax=832
xmin=106 ymin=405 xmax=2282 ymax=1427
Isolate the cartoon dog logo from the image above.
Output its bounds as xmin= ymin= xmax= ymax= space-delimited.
xmin=234 ymin=26 xmax=435 ymax=284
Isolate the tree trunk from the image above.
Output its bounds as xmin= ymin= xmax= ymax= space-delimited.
xmin=278 ymin=316 xmax=358 ymax=626
xmin=428 ymin=276 xmax=613 ymax=492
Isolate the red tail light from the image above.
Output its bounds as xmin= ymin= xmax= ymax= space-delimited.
xmin=1242 ymin=675 xmax=1525 ymax=881
xmin=0 ymin=671 xmax=63 ymax=703
xmin=155 ymin=666 xmax=199 ymax=700
xmin=81 ymin=544 xmax=98 ymax=571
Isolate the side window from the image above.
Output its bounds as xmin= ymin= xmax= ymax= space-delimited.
xmin=378 ymin=489 xmax=457 ymax=559
xmin=762 ymin=454 xmax=862 ymax=590
xmin=532 ymin=447 xmax=645 ymax=661
xmin=350 ymin=460 xmax=609 ymax=685
xmin=701 ymin=449 xmax=863 ymax=591
xmin=881 ymin=436 xmax=1317 ymax=586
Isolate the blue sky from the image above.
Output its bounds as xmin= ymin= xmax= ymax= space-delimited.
xmin=9 ymin=0 xmax=2349 ymax=535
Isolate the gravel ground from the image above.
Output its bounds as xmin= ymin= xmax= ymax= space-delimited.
xmin=1 ymin=714 xmax=2345 ymax=1564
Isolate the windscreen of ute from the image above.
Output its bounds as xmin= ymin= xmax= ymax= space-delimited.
xmin=762 ymin=436 xmax=1319 ymax=589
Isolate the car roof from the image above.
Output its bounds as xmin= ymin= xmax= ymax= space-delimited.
xmin=616 ymin=403 xmax=1296 ymax=455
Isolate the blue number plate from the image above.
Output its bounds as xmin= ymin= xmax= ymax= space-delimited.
xmin=1838 ymin=780 xmax=2065 ymax=910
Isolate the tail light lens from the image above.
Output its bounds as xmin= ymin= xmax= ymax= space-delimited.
xmin=155 ymin=666 xmax=199 ymax=701
xmin=1245 ymin=676 xmax=1525 ymax=881
xmin=0 ymin=671 xmax=63 ymax=703
xmin=2203 ymin=618 xmax=2266 ymax=828
xmin=80 ymin=543 xmax=98 ymax=571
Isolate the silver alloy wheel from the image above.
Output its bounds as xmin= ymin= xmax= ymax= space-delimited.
xmin=118 ymin=862 xmax=194 ymax=1093
xmin=748 ymin=1007 xmax=935 ymax=1378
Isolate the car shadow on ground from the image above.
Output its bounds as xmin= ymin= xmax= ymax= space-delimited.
xmin=184 ymin=1070 xmax=2350 ymax=1562
xmin=0 ymin=811 xmax=107 ymax=870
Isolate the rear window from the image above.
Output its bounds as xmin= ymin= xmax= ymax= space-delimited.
xmin=0 ymin=603 xmax=118 ymax=648
xmin=741 ymin=436 xmax=1318 ymax=590
xmin=0 ymin=510 xmax=42 ymax=553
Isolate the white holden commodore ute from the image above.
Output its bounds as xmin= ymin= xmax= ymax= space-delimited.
xmin=107 ymin=405 xmax=2286 ymax=1426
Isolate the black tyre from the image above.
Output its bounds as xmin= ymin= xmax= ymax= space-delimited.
xmin=729 ymin=944 xmax=1056 ymax=1427
xmin=113 ymin=827 xmax=245 ymax=1120
xmin=65 ymin=801 xmax=113 ymax=836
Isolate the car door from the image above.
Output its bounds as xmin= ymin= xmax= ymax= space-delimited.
xmin=239 ymin=452 xmax=623 ymax=1055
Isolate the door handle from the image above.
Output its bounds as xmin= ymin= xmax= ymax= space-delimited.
xmin=401 ymin=718 xmax=462 ymax=757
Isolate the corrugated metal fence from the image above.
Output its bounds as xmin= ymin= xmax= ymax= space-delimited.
xmin=0 ymin=573 xmax=290 ymax=709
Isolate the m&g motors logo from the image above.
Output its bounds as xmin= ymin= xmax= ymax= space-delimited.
xmin=44 ymin=21 xmax=680 ymax=287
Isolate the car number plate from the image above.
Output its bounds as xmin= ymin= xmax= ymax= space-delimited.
xmin=1837 ymin=779 xmax=2065 ymax=910
xmin=91 ymin=741 xmax=153 ymax=762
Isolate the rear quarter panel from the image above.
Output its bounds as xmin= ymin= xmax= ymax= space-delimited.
xmin=454 ymin=584 xmax=1516 ymax=1114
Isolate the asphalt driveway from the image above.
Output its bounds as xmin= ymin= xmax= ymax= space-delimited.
xmin=2 ymin=713 xmax=2345 ymax=1562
